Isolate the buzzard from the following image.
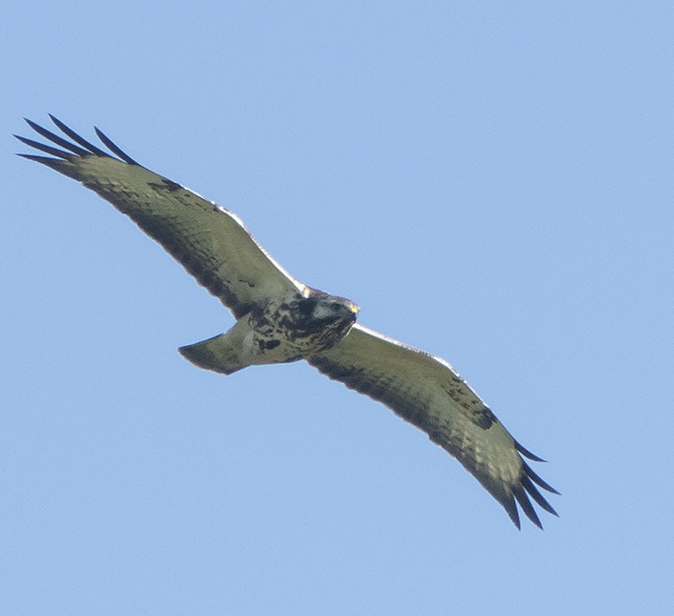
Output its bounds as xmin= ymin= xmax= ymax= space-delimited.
xmin=16 ymin=116 xmax=559 ymax=529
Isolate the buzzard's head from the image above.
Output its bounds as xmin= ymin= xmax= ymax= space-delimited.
xmin=305 ymin=293 xmax=359 ymax=322
xmin=293 ymin=291 xmax=359 ymax=350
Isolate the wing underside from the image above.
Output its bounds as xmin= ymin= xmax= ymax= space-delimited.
xmin=15 ymin=116 xmax=306 ymax=318
xmin=310 ymin=324 xmax=559 ymax=529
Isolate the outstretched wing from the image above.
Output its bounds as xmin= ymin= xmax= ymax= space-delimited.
xmin=309 ymin=324 xmax=559 ymax=528
xmin=15 ymin=116 xmax=306 ymax=318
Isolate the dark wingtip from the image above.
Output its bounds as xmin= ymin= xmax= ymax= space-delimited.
xmin=523 ymin=460 xmax=560 ymax=495
xmin=514 ymin=439 xmax=547 ymax=462
xmin=16 ymin=152 xmax=61 ymax=164
xmin=513 ymin=484 xmax=544 ymax=529
xmin=521 ymin=474 xmax=559 ymax=517
xmin=94 ymin=126 xmax=139 ymax=165
xmin=17 ymin=115 xmax=139 ymax=167
xmin=14 ymin=134 xmax=73 ymax=160
xmin=48 ymin=114 xmax=110 ymax=157
xmin=503 ymin=497 xmax=522 ymax=530
xmin=499 ymin=446 xmax=560 ymax=529
xmin=22 ymin=117 xmax=91 ymax=157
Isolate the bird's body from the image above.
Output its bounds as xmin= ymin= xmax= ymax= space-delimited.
xmin=16 ymin=116 xmax=559 ymax=529
xmin=181 ymin=291 xmax=359 ymax=374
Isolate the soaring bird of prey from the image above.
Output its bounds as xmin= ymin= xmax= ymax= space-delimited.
xmin=16 ymin=116 xmax=559 ymax=529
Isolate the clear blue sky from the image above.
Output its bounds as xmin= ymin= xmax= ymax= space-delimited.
xmin=2 ymin=2 xmax=673 ymax=614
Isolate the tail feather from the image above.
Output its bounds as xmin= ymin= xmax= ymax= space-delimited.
xmin=179 ymin=333 xmax=244 ymax=375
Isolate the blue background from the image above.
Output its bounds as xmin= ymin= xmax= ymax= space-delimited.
xmin=3 ymin=2 xmax=673 ymax=614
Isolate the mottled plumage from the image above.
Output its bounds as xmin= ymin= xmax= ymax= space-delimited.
xmin=16 ymin=116 xmax=559 ymax=529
